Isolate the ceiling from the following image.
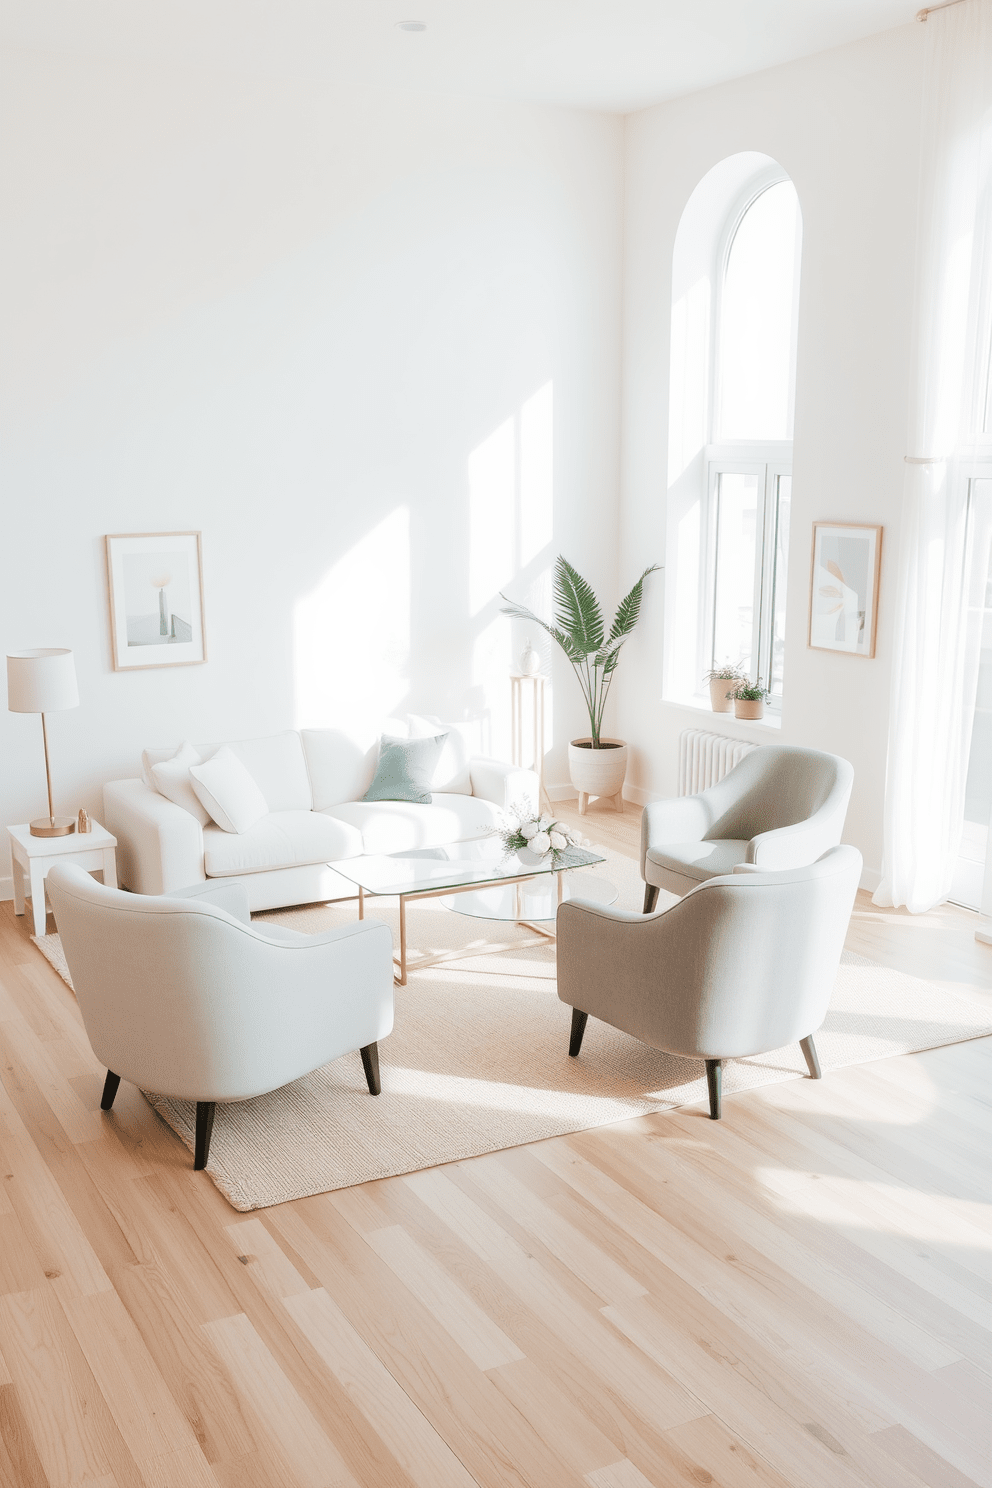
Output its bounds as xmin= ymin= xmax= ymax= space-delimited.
xmin=0 ymin=0 xmax=922 ymax=112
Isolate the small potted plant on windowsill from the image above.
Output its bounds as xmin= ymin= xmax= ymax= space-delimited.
xmin=731 ymin=678 xmax=769 ymax=721
xmin=703 ymin=664 xmax=745 ymax=714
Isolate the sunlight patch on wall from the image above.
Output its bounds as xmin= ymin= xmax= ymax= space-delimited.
xmin=294 ymin=507 xmax=410 ymax=728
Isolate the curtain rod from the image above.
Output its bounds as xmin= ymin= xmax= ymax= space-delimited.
xmin=916 ymin=0 xmax=966 ymax=20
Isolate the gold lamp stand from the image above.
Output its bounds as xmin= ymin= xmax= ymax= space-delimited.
xmin=31 ymin=712 xmax=76 ymax=837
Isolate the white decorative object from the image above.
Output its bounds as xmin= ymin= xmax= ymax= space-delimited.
xmin=106 ymin=531 xmax=206 ymax=671
xmin=189 ymin=747 xmax=270 ymax=834
xmin=7 ymin=819 xmax=117 ymax=938
xmin=518 ymin=639 xmax=541 ymax=676
xmin=6 ymin=647 xmax=80 ymax=837
xmin=494 ymin=808 xmax=585 ymax=870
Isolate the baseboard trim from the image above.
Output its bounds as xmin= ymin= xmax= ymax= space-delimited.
xmin=0 ymin=875 xmax=12 ymax=902
xmin=859 ymin=866 xmax=882 ymax=894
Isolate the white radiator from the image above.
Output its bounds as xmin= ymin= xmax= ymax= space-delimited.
xmin=679 ymin=729 xmax=759 ymax=795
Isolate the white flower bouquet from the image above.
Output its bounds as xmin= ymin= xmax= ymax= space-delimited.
xmin=493 ymin=806 xmax=587 ymax=870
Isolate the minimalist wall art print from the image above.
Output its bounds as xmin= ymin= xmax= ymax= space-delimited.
xmin=808 ymin=522 xmax=881 ymax=658
xmin=106 ymin=532 xmax=206 ymax=670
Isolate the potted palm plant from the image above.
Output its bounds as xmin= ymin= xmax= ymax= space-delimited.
xmin=731 ymin=677 xmax=769 ymax=720
xmin=501 ymin=556 xmax=659 ymax=813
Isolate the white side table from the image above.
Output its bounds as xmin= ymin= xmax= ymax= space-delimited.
xmin=7 ymin=821 xmax=118 ymax=938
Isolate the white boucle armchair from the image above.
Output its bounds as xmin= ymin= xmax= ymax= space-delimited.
xmin=557 ymin=846 xmax=862 ymax=1119
xmin=640 ymin=744 xmax=854 ymax=911
xmin=46 ymin=863 xmax=394 ymax=1171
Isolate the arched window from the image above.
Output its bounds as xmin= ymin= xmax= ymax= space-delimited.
xmin=665 ymin=156 xmax=802 ymax=712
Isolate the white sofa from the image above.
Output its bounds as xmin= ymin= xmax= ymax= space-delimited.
xmin=104 ymin=717 xmax=539 ymax=911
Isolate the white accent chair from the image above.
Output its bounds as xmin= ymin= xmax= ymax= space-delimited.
xmin=641 ymin=744 xmax=854 ymax=911
xmin=557 ymin=846 xmax=862 ymax=1119
xmin=46 ymin=863 xmax=394 ymax=1170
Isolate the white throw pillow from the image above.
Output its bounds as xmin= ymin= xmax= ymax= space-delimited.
xmin=150 ymin=741 xmax=212 ymax=827
xmin=407 ymin=713 xmax=473 ymax=795
xmin=189 ymin=746 xmax=270 ymax=834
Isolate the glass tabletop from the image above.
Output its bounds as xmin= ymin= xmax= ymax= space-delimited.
xmin=329 ymin=837 xmax=606 ymax=898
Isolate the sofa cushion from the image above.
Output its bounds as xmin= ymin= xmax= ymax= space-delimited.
xmin=324 ymin=793 xmax=502 ymax=856
xmin=149 ymin=741 xmax=212 ymax=826
xmin=362 ymin=733 xmax=447 ymax=805
xmin=645 ymin=839 xmax=750 ymax=882
xmin=226 ymin=731 xmax=312 ymax=812
xmin=203 ymin=811 xmax=364 ymax=877
xmin=302 ymin=728 xmax=379 ymax=810
xmin=191 ymin=747 xmax=270 ymax=834
xmin=407 ymin=714 xmax=473 ymax=795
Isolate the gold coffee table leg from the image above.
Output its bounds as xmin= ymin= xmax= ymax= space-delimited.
xmin=398 ymin=895 xmax=408 ymax=986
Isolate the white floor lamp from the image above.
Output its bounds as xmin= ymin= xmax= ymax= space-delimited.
xmin=6 ymin=648 xmax=80 ymax=837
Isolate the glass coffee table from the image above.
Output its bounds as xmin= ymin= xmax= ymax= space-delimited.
xmin=330 ymin=839 xmax=614 ymax=984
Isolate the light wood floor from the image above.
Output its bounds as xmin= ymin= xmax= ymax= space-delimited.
xmin=1 ymin=804 xmax=989 ymax=1488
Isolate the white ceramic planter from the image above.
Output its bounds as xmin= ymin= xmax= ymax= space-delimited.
xmin=709 ymin=678 xmax=735 ymax=713
xmin=568 ymin=739 xmax=628 ymax=815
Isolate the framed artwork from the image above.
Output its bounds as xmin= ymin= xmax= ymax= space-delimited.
xmin=808 ymin=522 xmax=882 ymax=658
xmin=106 ymin=531 xmax=207 ymax=670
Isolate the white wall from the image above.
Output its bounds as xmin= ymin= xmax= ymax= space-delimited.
xmin=0 ymin=49 xmax=623 ymax=891
xmin=616 ymin=25 xmax=925 ymax=884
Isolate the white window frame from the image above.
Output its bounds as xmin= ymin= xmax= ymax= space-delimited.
xmin=702 ymin=441 xmax=792 ymax=713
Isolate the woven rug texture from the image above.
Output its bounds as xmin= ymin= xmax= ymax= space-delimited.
xmin=32 ymin=842 xmax=992 ymax=1212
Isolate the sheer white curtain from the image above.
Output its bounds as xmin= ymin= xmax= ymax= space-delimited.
xmin=874 ymin=0 xmax=992 ymax=913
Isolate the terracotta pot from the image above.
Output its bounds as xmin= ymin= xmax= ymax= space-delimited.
xmin=734 ymin=697 xmax=765 ymax=720
xmin=709 ymin=678 xmax=735 ymax=713
xmin=568 ymin=738 xmax=628 ymax=815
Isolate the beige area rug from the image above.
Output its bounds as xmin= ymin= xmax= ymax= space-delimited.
xmin=32 ymin=845 xmax=992 ymax=1212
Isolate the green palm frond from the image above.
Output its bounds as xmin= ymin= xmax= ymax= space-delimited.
xmin=553 ymin=557 xmax=604 ymax=654
xmin=499 ymin=598 xmax=587 ymax=664
xmin=607 ymin=565 xmax=660 ymax=644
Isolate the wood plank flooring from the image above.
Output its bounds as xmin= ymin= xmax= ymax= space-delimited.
xmin=0 ymin=801 xmax=989 ymax=1488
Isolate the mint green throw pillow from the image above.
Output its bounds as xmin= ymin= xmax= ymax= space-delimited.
xmin=362 ymin=733 xmax=448 ymax=805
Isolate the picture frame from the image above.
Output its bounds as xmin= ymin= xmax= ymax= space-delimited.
xmin=808 ymin=522 xmax=882 ymax=658
xmin=106 ymin=531 xmax=207 ymax=671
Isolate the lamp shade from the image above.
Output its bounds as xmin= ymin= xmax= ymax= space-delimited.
xmin=6 ymin=649 xmax=79 ymax=713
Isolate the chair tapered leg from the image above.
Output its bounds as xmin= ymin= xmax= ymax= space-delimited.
xmin=194 ymin=1101 xmax=216 ymax=1170
xmin=569 ymin=1008 xmax=589 ymax=1057
xmin=101 ymin=1070 xmax=121 ymax=1111
xmin=642 ymin=883 xmax=660 ymax=914
xmin=360 ymin=1042 xmax=381 ymax=1095
xmin=705 ymin=1059 xmax=722 ymax=1119
xmin=800 ymin=1035 xmax=822 ymax=1079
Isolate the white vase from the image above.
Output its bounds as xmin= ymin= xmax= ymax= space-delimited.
xmin=519 ymin=639 xmax=541 ymax=676
xmin=568 ymin=738 xmax=627 ymax=815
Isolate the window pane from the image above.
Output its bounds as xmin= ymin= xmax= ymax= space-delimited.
xmin=718 ymin=181 xmax=800 ymax=441
xmin=712 ymin=472 xmax=758 ymax=675
xmin=769 ymin=474 xmax=791 ymax=698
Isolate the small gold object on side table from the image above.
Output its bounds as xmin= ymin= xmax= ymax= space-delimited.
xmin=77 ymin=807 xmax=91 ymax=833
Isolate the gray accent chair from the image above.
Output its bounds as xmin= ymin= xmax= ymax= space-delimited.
xmin=641 ymin=744 xmax=854 ymax=912
xmin=557 ymin=845 xmax=862 ymax=1119
xmin=46 ymin=864 xmax=394 ymax=1171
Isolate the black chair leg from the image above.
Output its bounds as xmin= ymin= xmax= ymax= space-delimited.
xmin=360 ymin=1042 xmax=381 ymax=1095
xmin=568 ymin=1008 xmax=589 ymax=1057
xmin=800 ymin=1035 xmax=822 ymax=1079
xmin=194 ymin=1101 xmax=216 ymax=1170
xmin=642 ymin=884 xmax=660 ymax=914
xmin=705 ymin=1059 xmax=722 ymax=1119
xmin=101 ymin=1070 xmax=121 ymax=1111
